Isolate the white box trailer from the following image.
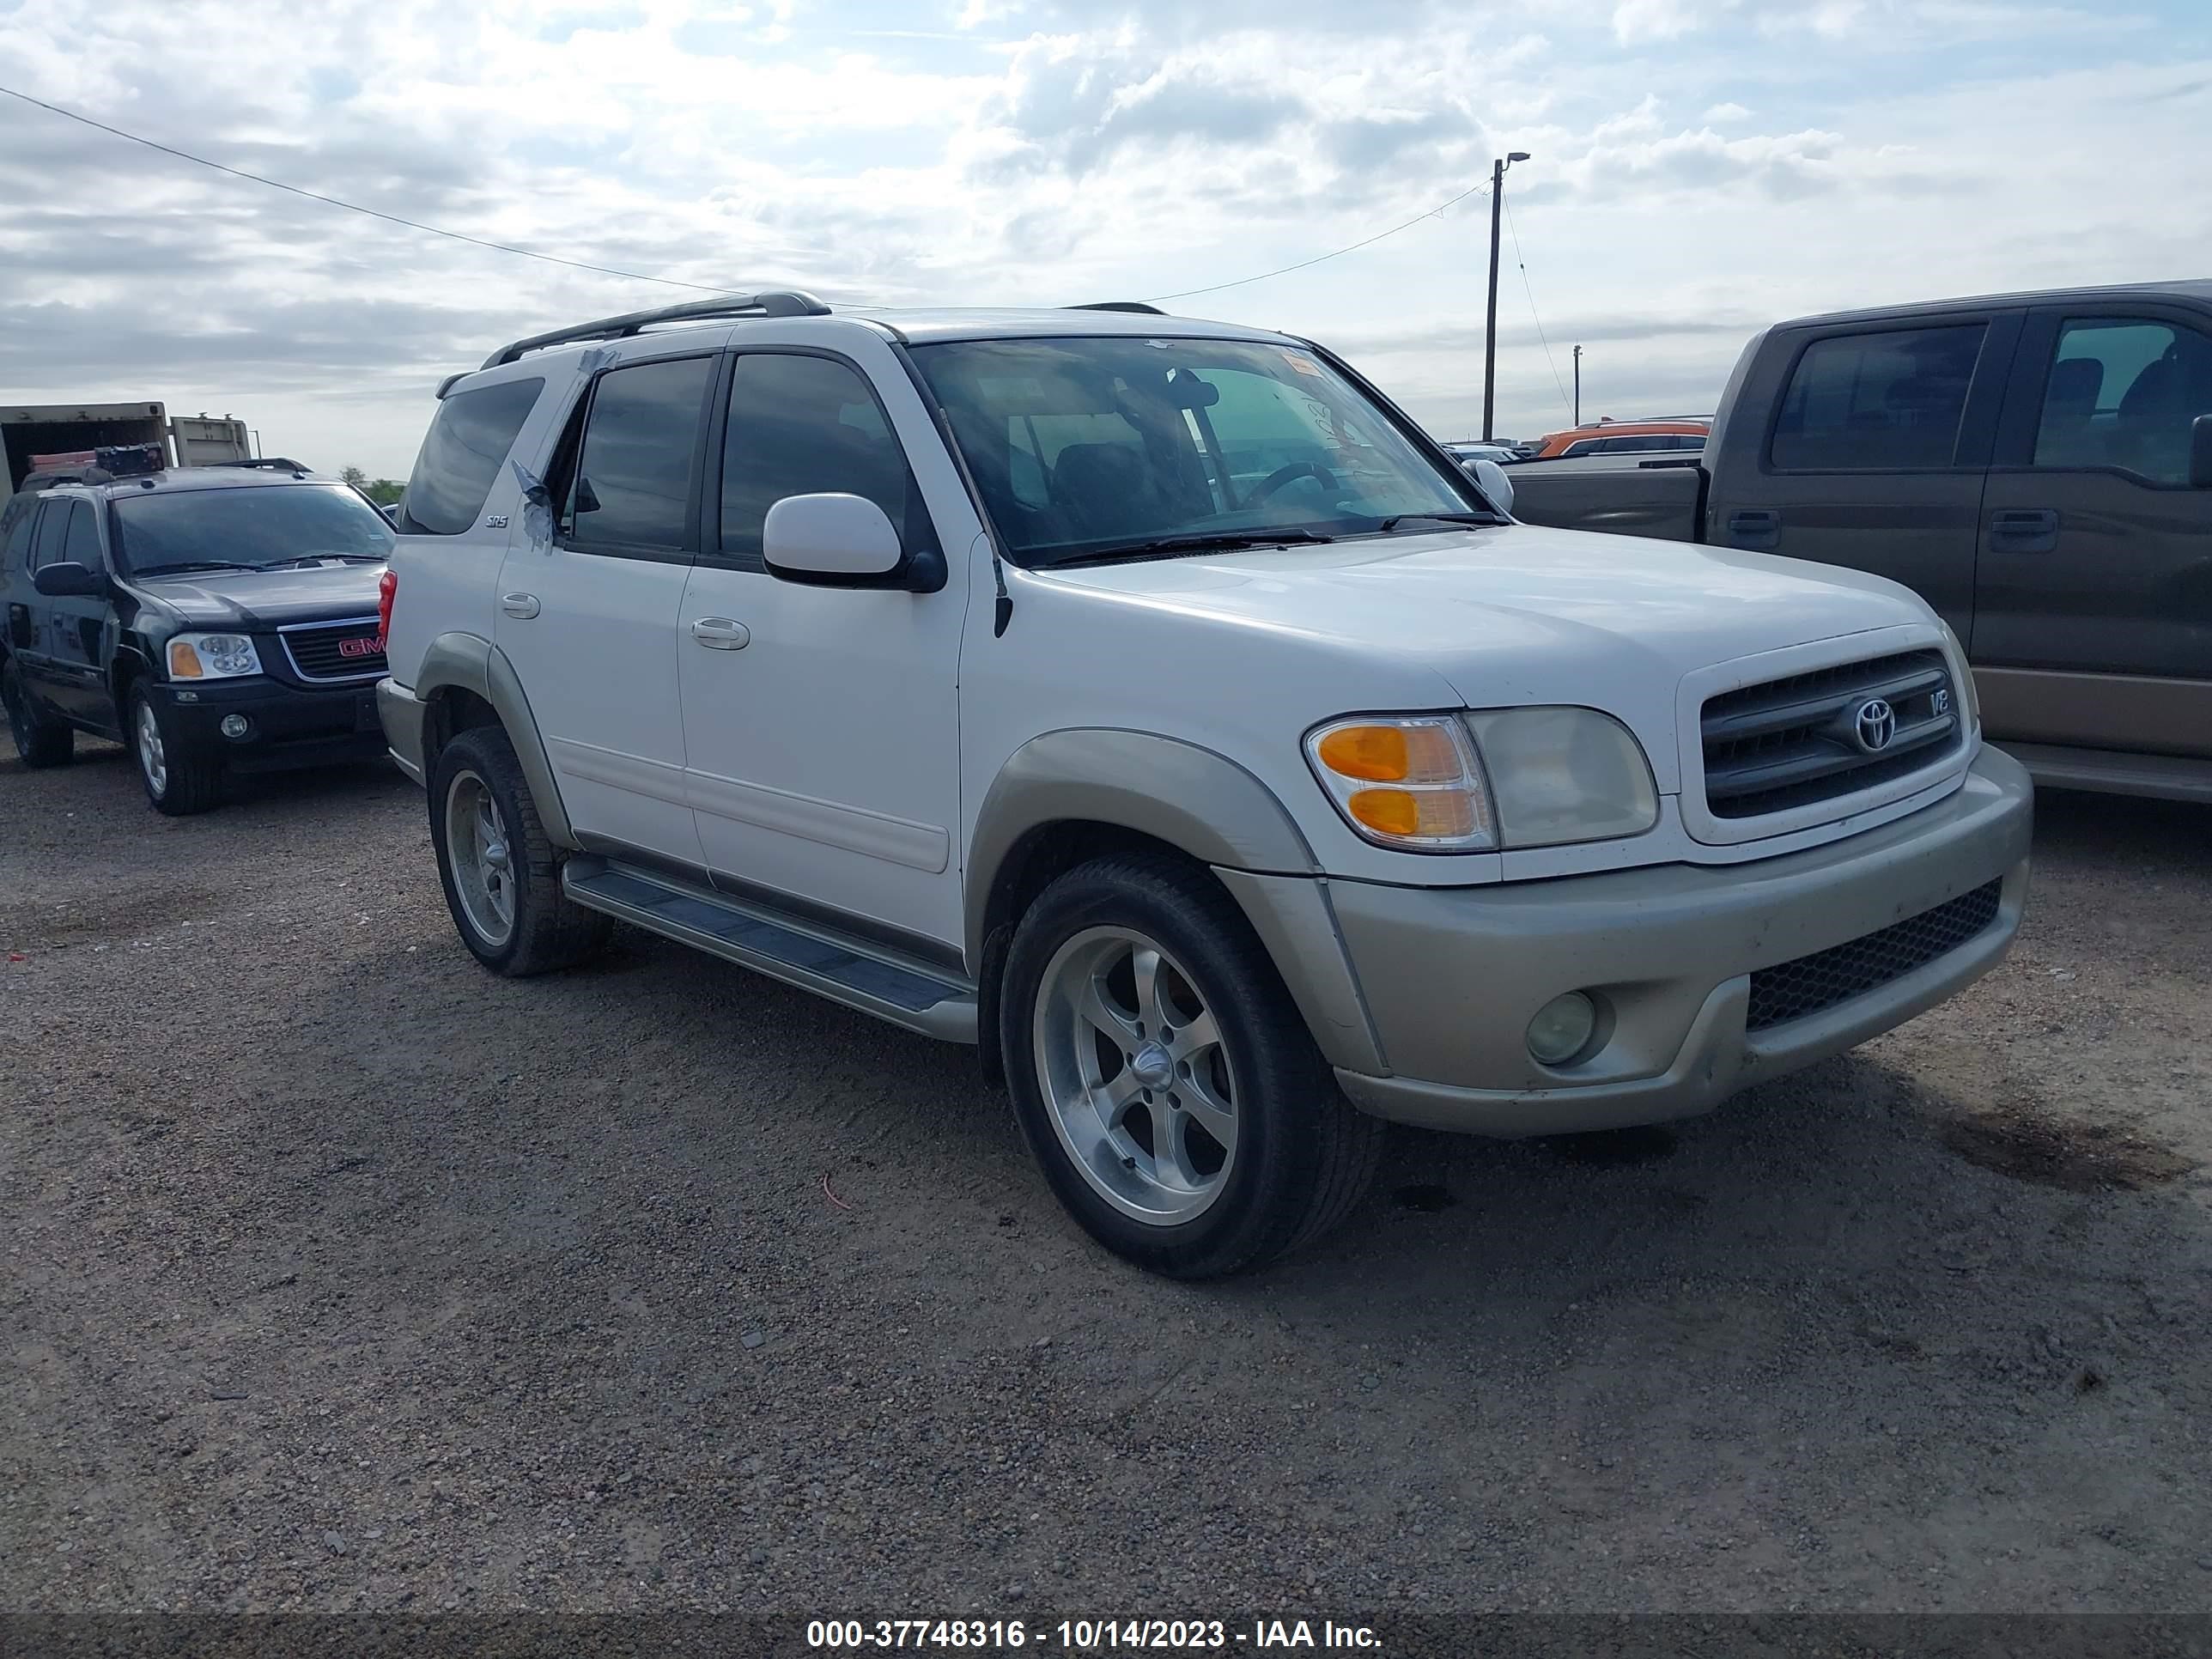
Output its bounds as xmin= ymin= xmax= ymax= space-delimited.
xmin=1 ymin=402 xmax=254 ymax=512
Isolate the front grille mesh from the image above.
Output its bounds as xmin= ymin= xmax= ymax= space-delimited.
xmin=281 ymin=622 xmax=386 ymax=682
xmin=1702 ymin=649 xmax=1960 ymax=819
xmin=1746 ymin=879 xmax=2003 ymax=1032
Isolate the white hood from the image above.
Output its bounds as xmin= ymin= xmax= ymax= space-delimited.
xmin=1038 ymin=523 xmax=1945 ymax=796
xmin=1046 ymin=524 xmax=1929 ymax=685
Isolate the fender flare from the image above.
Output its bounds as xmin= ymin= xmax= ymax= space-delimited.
xmin=966 ymin=728 xmax=1319 ymax=960
xmin=413 ymin=630 xmax=578 ymax=849
xmin=965 ymin=728 xmax=1386 ymax=1073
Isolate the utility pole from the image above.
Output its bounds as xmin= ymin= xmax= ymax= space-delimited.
xmin=1481 ymin=150 xmax=1529 ymax=442
xmin=1573 ymin=344 xmax=1582 ymax=428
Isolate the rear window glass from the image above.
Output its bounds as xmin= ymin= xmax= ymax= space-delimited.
xmin=402 ymin=378 xmax=544 ymax=536
xmin=566 ymin=356 xmax=714 ymax=552
xmin=1770 ymin=325 xmax=1985 ymax=471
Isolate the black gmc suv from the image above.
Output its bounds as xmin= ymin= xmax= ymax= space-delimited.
xmin=0 ymin=464 xmax=395 ymax=814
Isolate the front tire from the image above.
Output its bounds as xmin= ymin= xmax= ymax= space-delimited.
xmin=131 ymin=685 xmax=222 ymax=815
xmin=428 ymin=726 xmax=611 ymax=976
xmin=3 ymin=657 xmax=74 ymax=769
xmin=1000 ymin=852 xmax=1383 ymax=1279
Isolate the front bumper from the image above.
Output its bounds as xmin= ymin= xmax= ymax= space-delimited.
xmin=1315 ymin=745 xmax=2033 ymax=1137
xmin=151 ymin=677 xmax=389 ymax=775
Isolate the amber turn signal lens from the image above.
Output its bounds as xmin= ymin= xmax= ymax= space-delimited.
xmin=1316 ymin=721 xmax=1465 ymax=784
xmin=1347 ymin=787 xmax=1477 ymax=840
xmin=167 ymin=639 xmax=205 ymax=678
xmin=1305 ymin=714 xmax=1496 ymax=850
xmin=1317 ymin=724 xmax=1406 ymax=781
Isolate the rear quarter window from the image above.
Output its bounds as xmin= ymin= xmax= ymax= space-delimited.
xmin=1769 ymin=325 xmax=1986 ymax=471
xmin=401 ymin=377 xmax=545 ymax=536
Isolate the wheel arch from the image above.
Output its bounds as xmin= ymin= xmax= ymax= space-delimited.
xmin=411 ymin=630 xmax=577 ymax=849
xmin=108 ymin=643 xmax=156 ymax=726
xmin=965 ymin=731 xmax=1386 ymax=1082
xmin=966 ymin=730 xmax=1317 ymax=963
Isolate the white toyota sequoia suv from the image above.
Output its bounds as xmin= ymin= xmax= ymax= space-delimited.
xmin=378 ymin=292 xmax=2033 ymax=1278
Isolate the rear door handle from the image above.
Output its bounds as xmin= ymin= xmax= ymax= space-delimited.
xmin=1724 ymin=508 xmax=1780 ymax=551
xmin=500 ymin=592 xmax=541 ymax=619
xmin=690 ymin=617 xmax=750 ymax=650
xmin=1989 ymin=508 xmax=2058 ymax=552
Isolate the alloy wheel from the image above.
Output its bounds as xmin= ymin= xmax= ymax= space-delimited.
xmin=1031 ymin=925 xmax=1240 ymax=1225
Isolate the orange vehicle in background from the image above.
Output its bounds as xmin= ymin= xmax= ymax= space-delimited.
xmin=1522 ymin=416 xmax=1710 ymax=460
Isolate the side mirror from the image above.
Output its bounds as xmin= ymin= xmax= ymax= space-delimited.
xmin=2191 ymin=414 xmax=2212 ymax=489
xmin=32 ymin=561 xmax=101 ymax=598
xmin=1472 ymin=458 xmax=1515 ymax=518
xmin=764 ymin=493 xmax=936 ymax=590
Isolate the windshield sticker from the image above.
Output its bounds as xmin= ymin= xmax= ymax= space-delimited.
xmin=1281 ymin=350 xmax=1325 ymax=377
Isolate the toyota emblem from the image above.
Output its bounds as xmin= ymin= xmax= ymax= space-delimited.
xmin=1853 ymin=697 xmax=1898 ymax=753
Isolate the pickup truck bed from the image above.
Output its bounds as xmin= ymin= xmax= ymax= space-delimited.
xmin=1507 ymin=453 xmax=1705 ymax=542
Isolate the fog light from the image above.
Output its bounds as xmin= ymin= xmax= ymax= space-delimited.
xmin=1527 ymin=992 xmax=1597 ymax=1066
xmin=219 ymin=714 xmax=252 ymax=740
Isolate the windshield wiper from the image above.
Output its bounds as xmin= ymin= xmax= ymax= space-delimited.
xmin=261 ymin=553 xmax=386 ymax=569
xmin=1371 ymin=511 xmax=1502 ymax=532
xmin=1042 ymin=529 xmax=1339 ymax=568
xmin=131 ymin=560 xmax=260 ymax=575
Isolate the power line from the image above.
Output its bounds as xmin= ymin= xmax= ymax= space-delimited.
xmin=0 ymin=84 xmax=748 ymax=296
xmin=1148 ymin=177 xmax=1491 ymax=303
xmin=1502 ymin=194 xmax=1573 ymax=418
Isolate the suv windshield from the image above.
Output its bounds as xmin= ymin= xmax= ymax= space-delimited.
xmin=911 ymin=336 xmax=1497 ymax=567
xmin=111 ymin=484 xmax=395 ymax=574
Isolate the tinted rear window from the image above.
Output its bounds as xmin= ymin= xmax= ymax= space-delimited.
xmin=1770 ymin=325 xmax=1985 ymax=471
xmin=566 ymin=356 xmax=714 ymax=552
xmin=402 ymin=378 xmax=544 ymax=535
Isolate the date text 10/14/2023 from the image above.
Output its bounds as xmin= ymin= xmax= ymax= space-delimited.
xmin=806 ymin=1619 xmax=1382 ymax=1650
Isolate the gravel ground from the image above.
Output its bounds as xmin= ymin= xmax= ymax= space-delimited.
xmin=2 ymin=744 xmax=2208 ymax=1618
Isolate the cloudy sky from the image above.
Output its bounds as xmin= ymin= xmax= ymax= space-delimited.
xmin=3 ymin=0 xmax=2207 ymax=477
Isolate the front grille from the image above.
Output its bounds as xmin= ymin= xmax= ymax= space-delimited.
xmin=1702 ymin=649 xmax=1960 ymax=820
xmin=280 ymin=619 xmax=386 ymax=683
xmin=1746 ymin=879 xmax=2002 ymax=1032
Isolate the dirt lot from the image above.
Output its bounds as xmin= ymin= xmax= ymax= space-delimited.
xmin=2 ymin=744 xmax=2208 ymax=1617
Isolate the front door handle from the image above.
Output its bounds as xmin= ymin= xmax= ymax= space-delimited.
xmin=500 ymin=592 xmax=541 ymax=619
xmin=690 ymin=617 xmax=750 ymax=650
xmin=1724 ymin=508 xmax=1780 ymax=551
xmin=1989 ymin=508 xmax=2058 ymax=553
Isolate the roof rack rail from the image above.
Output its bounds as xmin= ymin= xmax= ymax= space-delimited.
xmin=206 ymin=457 xmax=313 ymax=472
xmin=1065 ymin=301 xmax=1166 ymax=315
xmin=480 ymin=292 xmax=832 ymax=369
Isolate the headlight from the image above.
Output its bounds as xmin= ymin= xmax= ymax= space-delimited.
xmin=1304 ymin=715 xmax=1496 ymax=850
xmin=1462 ymin=707 xmax=1658 ymax=848
xmin=1305 ymin=708 xmax=1656 ymax=853
xmin=1936 ymin=620 xmax=1980 ymax=734
xmin=167 ymin=633 xmax=261 ymax=679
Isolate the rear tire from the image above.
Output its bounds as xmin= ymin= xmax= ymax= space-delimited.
xmin=429 ymin=726 xmax=611 ymax=975
xmin=1000 ymin=852 xmax=1382 ymax=1279
xmin=131 ymin=685 xmax=222 ymax=815
xmin=3 ymin=658 xmax=74 ymax=769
